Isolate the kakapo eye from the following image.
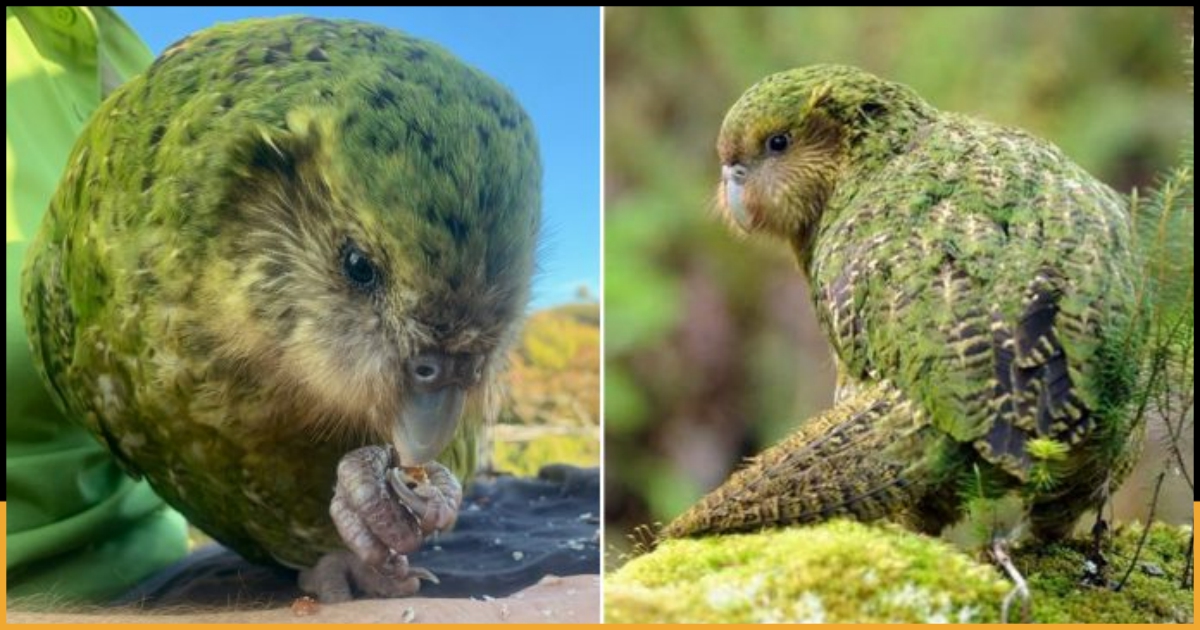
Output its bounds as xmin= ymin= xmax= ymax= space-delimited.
xmin=341 ymin=243 xmax=379 ymax=290
xmin=766 ymin=132 xmax=791 ymax=154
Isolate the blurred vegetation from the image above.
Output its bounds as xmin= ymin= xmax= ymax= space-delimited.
xmin=492 ymin=302 xmax=600 ymax=475
xmin=604 ymin=7 xmax=1193 ymax=555
xmin=493 ymin=433 xmax=600 ymax=478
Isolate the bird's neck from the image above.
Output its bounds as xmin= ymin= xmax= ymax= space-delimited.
xmin=793 ymin=104 xmax=933 ymax=279
xmin=790 ymin=230 xmax=818 ymax=280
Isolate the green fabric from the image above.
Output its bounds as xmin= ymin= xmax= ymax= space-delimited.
xmin=6 ymin=6 xmax=188 ymax=603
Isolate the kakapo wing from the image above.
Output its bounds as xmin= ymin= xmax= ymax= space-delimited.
xmin=812 ymin=114 xmax=1141 ymax=485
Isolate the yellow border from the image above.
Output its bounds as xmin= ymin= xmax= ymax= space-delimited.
xmin=2 ymin=501 xmax=7 ymax=618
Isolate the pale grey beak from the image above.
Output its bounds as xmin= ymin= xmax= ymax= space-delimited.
xmin=392 ymin=386 xmax=466 ymax=466
xmin=722 ymin=164 xmax=752 ymax=230
xmin=391 ymin=352 xmax=478 ymax=465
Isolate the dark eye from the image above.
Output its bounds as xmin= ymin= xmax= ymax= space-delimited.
xmin=342 ymin=244 xmax=378 ymax=290
xmin=766 ymin=133 xmax=790 ymax=153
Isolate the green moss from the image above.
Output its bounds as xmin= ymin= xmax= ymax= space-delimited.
xmin=607 ymin=521 xmax=1009 ymax=623
xmin=605 ymin=520 xmax=1194 ymax=623
xmin=1013 ymin=521 xmax=1194 ymax=624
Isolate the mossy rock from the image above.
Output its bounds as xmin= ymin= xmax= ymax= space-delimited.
xmin=607 ymin=521 xmax=1009 ymax=623
xmin=605 ymin=520 xmax=1194 ymax=623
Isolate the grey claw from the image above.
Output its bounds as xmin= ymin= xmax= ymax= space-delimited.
xmin=409 ymin=566 xmax=440 ymax=584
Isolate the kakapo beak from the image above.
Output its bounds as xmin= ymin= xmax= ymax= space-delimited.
xmin=722 ymin=164 xmax=752 ymax=230
xmin=392 ymin=385 xmax=466 ymax=466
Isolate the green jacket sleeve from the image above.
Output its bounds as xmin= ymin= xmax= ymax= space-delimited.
xmin=6 ymin=6 xmax=188 ymax=603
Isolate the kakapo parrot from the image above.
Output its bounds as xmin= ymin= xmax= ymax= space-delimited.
xmin=665 ymin=64 xmax=1161 ymax=542
xmin=21 ymin=17 xmax=540 ymax=600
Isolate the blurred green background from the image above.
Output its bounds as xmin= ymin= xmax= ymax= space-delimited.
xmin=604 ymin=7 xmax=1193 ymax=558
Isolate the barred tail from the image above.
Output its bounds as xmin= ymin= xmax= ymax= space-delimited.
xmin=662 ymin=381 xmax=940 ymax=538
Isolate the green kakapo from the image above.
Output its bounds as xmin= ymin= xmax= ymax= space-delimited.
xmin=21 ymin=15 xmax=541 ymax=587
xmin=668 ymin=64 xmax=1152 ymax=541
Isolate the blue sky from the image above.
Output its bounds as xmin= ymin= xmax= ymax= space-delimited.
xmin=116 ymin=7 xmax=600 ymax=310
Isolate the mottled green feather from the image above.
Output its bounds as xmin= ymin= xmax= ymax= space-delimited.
xmin=675 ymin=64 xmax=1153 ymax=540
xmin=22 ymin=17 xmax=540 ymax=568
